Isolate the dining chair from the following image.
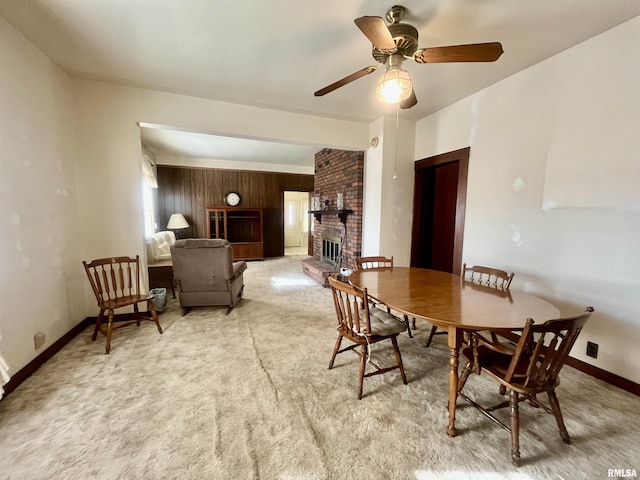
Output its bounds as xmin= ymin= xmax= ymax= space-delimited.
xmin=328 ymin=276 xmax=408 ymax=399
xmin=424 ymin=263 xmax=516 ymax=347
xmin=83 ymin=256 xmax=163 ymax=354
xmin=457 ymin=307 xmax=594 ymax=466
xmin=354 ymin=256 xmax=393 ymax=270
xmin=354 ymin=256 xmax=414 ymax=337
xmin=463 ymin=263 xmax=514 ymax=290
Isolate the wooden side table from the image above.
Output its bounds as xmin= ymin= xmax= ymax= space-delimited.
xmin=147 ymin=260 xmax=176 ymax=298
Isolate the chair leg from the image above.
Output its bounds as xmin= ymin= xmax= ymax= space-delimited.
xmin=425 ymin=325 xmax=438 ymax=347
xmin=105 ymin=309 xmax=115 ymax=354
xmin=148 ymin=301 xmax=163 ymax=334
xmin=499 ymin=385 xmax=507 ymax=395
xmin=329 ymin=335 xmax=343 ymax=369
xmin=509 ymin=390 xmax=521 ymax=467
xmin=358 ymin=344 xmax=367 ymax=400
xmin=93 ymin=309 xmax=104 ymax=341
xmin=391 ymin=335 xmax=408 ymax=385
xmin=548 ymin=390 xmax=571 ymax=444
xmin=134 ymin=303 xmax=141 ymax=326
xmin=412 ymin=317 xmax=416 ymax=329
xmin=403 ymin=314 xmax=413 ymax=338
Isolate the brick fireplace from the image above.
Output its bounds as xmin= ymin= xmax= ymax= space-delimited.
xmin=302 ymin=148 xmax=364 ymax=286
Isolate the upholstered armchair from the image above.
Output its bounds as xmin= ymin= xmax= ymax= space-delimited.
xmin=170 ymin=239 xmax=247 ymax=314
xmin=147 ymin=230 xmax=176 ymax=262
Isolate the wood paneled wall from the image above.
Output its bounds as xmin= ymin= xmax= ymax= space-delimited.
xmin=157 ymin=166 xmax=314 ymax=257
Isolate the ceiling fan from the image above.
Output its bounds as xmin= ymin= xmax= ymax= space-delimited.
xmin=314 ymin=5 xmax=504 ymax=109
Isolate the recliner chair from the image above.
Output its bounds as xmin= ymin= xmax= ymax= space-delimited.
xmin=170 ymin=239 xmax=247 ymax=314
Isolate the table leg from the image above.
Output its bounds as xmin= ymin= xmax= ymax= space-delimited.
xmin=447 ymin=327 xmax=463 ymax=437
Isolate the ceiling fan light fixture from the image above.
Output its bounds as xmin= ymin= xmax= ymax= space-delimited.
xmin=376 ymin=66 xmax=412 ymax=104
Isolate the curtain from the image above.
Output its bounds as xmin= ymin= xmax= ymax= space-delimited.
xmin=142 ymin=157 xmax=158 ymax=188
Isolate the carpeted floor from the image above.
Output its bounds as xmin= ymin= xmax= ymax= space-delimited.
xmin=0 ymin=256 xmax=638 ymax=479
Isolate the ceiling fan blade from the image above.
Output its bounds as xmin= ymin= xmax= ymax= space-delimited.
xmin=354 ymin=16 xmax=397 ymax=53
xmin=400 ymin=89 xmax=417 ymax=109
xmin=414 ymin=42 xmax=503 ymax=63
xmin=314 ymin=65 xmax=380 ymax=97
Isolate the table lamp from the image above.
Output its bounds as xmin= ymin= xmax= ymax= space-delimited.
xmin=167 ymin=213 xmax=189 ymax=239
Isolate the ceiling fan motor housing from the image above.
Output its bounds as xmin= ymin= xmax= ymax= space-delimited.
xmin=372 ymin=22 xmax=419 ymax=63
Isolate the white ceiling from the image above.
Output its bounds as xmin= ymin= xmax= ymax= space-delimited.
xmin=2 ymin=0 xmax=639 ymax=166
xmin=139 ymin=124 xmax=321 ymax=170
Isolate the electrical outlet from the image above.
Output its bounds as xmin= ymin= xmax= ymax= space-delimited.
xmin=586 ymin=341 xmax=598 ymax=359
xmin=34 ymin=332 xmax=46 ymax=350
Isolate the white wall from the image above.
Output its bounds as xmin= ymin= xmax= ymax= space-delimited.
xmin=363 ymin=116 xmax=415 ymax=265
xmin=379 ymin=117 xmax=415 ymax=267
xmin=0 ymin=17 xmax=84 ymax=374
xmin=412 ymin=17 xmax=640 ymax=382
xmin=362 ymin=120 xmax=384 ymax=256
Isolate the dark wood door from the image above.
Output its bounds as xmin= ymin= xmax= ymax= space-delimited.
xmin=410 ymin=147 xmax=469 ymax=274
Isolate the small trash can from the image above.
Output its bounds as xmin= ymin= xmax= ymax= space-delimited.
xmin=150 ymin=287 xmax=168 ymax=313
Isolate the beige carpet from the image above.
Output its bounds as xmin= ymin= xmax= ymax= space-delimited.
xmin=1 ymin=256 xmax=638 ymax=480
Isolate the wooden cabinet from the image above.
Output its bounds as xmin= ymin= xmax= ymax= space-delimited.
xmin=231 ymin=243 xmax=263 ymax=260
xmin=206 ymin=207 xmax=264 ymax=260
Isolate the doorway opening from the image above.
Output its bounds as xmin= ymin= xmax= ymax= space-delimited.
xmin=284 ymin=191 xmax=311 ymax=256
xmin=410 ymin=147 xmax=469 ymax=274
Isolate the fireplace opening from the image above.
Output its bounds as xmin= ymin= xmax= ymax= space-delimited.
xmin=321 ymin=234 xmax=342 ymax=267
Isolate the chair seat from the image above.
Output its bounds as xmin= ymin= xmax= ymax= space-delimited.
xmin=102 ymin=294 xmax=151 ymax=310
xmin=362 ymin=308 xmax=407 ymax=336
xmin=462 ymin=345 xmax=560 ymax=393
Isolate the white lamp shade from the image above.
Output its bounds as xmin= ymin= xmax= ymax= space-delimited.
xmin=167 ymin=213 xmax=189 ymax=229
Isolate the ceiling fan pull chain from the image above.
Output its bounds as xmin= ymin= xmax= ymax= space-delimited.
xmin=393 ymin=101 xmax=399 ymax=180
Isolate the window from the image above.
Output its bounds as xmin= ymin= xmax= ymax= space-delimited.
xmin=141 ymin=159 xmax=158 ymax=237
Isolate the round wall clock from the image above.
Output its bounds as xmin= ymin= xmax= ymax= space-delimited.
xmin=224 ymin=191 xmax=242 ymax=206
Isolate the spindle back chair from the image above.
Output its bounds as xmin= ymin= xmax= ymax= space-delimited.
xmin=457 ymin=307 xmax=594 ymax=466
xmin=328 ymin=276 xmax=407 ymax=399
xmin=83 ymin=255 xmax=163 ymax=354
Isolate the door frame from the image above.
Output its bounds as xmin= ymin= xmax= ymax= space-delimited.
xmin=282 ymin=189 xmax=314 ymax=255
xmin=410 ymin=147 xmax=470 ymax=274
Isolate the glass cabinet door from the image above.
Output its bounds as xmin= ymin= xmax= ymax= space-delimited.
xmin=208 ymin=210 xmax=226 ymax=239
xmin=217 ymin=210 xmax=225 ymax=239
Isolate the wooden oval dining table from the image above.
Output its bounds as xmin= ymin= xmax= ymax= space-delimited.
xmin=349 ymin=267 xmax=560 ymax=437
